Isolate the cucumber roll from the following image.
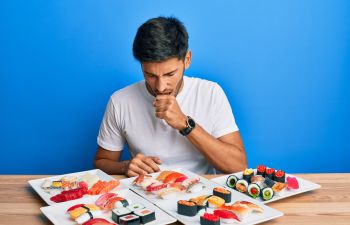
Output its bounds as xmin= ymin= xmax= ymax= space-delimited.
xmin=235 ymin=179 xmax=249 ymax=193
xmin=260 ymin=187 xmax=274 ymax=201
xmin=242 ymin=168 xmax=254 ymax=183
xmin=226 ymin=175 xmax=239 ymax=189
xmin=177 ymin=200 xmax=197 ymax=217
xmin=247 ymin=183 xmax=261 ymax=199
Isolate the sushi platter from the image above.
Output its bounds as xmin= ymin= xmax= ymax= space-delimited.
xmin=211 ymin=165 xmax=321 ymax=203
xmin=29 ymin=169 xmax=128 ymax=205
xmin=40 ymin=189 xmax=177 ymax=225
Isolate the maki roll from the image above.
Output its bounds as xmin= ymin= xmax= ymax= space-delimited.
xmin=114 ymin=199 xmax=133 ymax=208
xmin=242 ymin=168 xmax=254 ymax=183
xmin=264 ymin=177 xmax=276 ymax=188
xmin=177 ymin=200 xmax=197 ymax=217
xmin=207 ymin=196 xmax=225 ymax=208
xmin=247 ymin=183 xmax=261 ymax=199
xmin=134 ymin=208 xmax=156 ymax=224
xmin=265 ymin=168 xmax=275 ymax=180
xmin=119 ymin=214 xmax=140 ymax=225
xmin=235 ymin=179 xmax=249 ymax=193
xmin=257 ymin=165 xmax=266 ymax=177
xmin=226 ymin=175 xmax=239 ymax=189
xmin=126 ymin=203 xmax=145 ymax=212
xmin=260 ymin=187 xmax=274 ymax=201
xmin=200 ymin=213 xmax=220 ymax=225
xmin=112 ymin=207 xmax=132 ymax=224
xmin=213 ymin=187 xmax=231 ymax=203
xmin=274 ymin=170 xmax=285 ymax=183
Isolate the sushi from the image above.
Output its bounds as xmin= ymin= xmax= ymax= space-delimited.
xmin=260 ymin=187 xmax=274 ymax=201
xmin=242 ymin=168 xmax=254 ymax=183
xmin=157 ymin=187 xmax=181 ymax=199
xmin=226 ymin=175 xmax=238 ymax=189
xmin=75 ymin=210 xmax=103 ymax=224
xmin=272 ymin=182 xmax=287 ymax=196
xmin=256 ymin=165 xmax=266 ymax=177
xmin=207 ymin=196 xmax=225 ymax=208
xmin=274 ymin=170 xmax=285 ymax=183
xmin=112 ymin=207 xmax=132 ymax=224
xmin=200 ymin=213 xmax=220 ymax=225
xmin=189 ymin=195 xmax=212 ymax=206
xmin=187 ymin=181 xmax=205 ymax=193
xmin=235 ymin=179 xmax=249 ymax=193
xmin=82 ymin=218 xmax=115 ymax=225
xmin=251 ymin=175 xmax=265 ymax=188
xmin=69 ymin=204 xmax=100 ymax=219
xmin=127 ymin=203 xmax=145 ymax=212
xmin=265 ymin=168 xmax=275 ymax=180
xmin=119 ymin=214 xmax=140 ymax=225
xmin=264 ymin=177 xmax=276 ymax=188
xmin=213 ymin=209 xmax=240 ymax=223
xmin=177 ymin=200 xmax=198 ymax=216
xmin=134 ymin=208 xmax=156 ymax=224
xmin=234 ymin=201 xmax=264 ymax=213
xmin=247 ymin=183 xmax=261 ymax=199
xmin=114 ymin=198 xmax=133 ymax=208
xmin=213 ymin=187 xmax=231 ymax=203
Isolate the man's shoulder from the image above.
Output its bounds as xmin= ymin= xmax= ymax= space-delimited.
xmin=185 ymin=76 xmax=220 ymax=92
xmin=110 ymin=81 xmax=144 ymax=103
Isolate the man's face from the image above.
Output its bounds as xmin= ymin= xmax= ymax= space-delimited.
xmin=142 ymin=51 xmax=192 ymax=97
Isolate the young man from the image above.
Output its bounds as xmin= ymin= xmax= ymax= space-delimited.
xmin=94 ymin=16 xmax=247 ymax=176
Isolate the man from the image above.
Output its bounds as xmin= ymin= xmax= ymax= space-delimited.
xmin=94 ymin=16 xmax=247 ymax=176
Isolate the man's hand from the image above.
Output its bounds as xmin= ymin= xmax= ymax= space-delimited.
xmin=125 ymin=153 xmax=162 ymax=177
xmin=153 ymin=95 xmax=187 ymax=130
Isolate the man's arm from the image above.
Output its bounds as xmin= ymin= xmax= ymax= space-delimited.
xmin=94 ymin=146 xmax=162 ymax=176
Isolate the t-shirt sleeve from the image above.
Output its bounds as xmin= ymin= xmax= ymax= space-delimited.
xmin=211 ymin=83 xmax=239 ymax=138
xmin=97 ymin=97 xmax=125 ymax=151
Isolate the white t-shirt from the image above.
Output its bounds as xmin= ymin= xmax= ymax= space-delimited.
xmin=97 ymin=76 xmax=239 ymax=174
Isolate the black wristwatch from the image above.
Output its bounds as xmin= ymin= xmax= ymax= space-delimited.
xmin=179 ymin=116 xmax=196 ymax=136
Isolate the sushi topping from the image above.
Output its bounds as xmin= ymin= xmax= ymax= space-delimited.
xmin=146 ymin=183 xmax=168 ymax=192
xmin=201 ymin=213 xmax=220 ymax=222
xmin=257 ymin=165 xmax=266 ymax=173
xmin=266 ymin=168 xmax=275 ymax=175
xmin=272 ymin=182 xmax=287 ymax=192
xmin=82 ymin=218 xmax=115 ymax=225
xmin=287 ymin=176 xmax=299 ymax=190
xmin=178 ymin=200 xmax=196 ymax=206
xmin=275 ymin=170 xmax=285 ymax=178
xmin=213 ymin=209 xmax=240 ymax=221
xmin=67 ymin=204 xmax=85 ymax=212
xmin=214 ymin=187 xmax=231 ymax=194
xmin=243 ymin=168 xmax=254 ymax=175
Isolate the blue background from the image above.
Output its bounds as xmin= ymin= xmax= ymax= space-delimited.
xmin=1 ymin=1 xmax=349 ymax=174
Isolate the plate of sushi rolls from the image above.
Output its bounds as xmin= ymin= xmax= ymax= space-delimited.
xmin=40 ymin=189 xmax=177 ymax=225
xmin=156 ymin=185 xmax=283 ymax=225
xmin=211 ymin=165 xmax=321 ymax=203
xmin=120 ymin=168 xmax=211 ymax=204
xmin=29 ymin=169 xmax=128 ymax=205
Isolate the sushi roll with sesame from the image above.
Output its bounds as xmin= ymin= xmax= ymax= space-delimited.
xmin=242 ymin=168 xmax=254 ymax=183
xmin=119 ymin=214 xmax=140 ymax=225
xmin=274 ymin=170 xmax=286 ymax=183
xmin=134 ymin=208 xmax=156 ymax=224
xmin=247 ymin=183 xmax=261 ymax=199
xmin=213 ymin=187 xmax=231 ymax=203
xmin=257 ymin=165 xmax=267 ymax=177
xmin=226 ymin=174 xmax=239 ymax=189
xmin=260 ymin=187 xmax=274 ymax=201
xmin=200 ymin=213 xmax=220 ymax=225
xmin=112 ymin=207 xmax=132 ymax=224
xmin=177 ymin=200 xmax=198 ymax=216
xmin=235 ymin=179 xmax=249 ymax=193
xmin=265 ymin=168 xmax=275 ymax=180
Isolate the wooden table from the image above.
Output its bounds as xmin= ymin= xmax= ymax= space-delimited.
xmin=0 ymin=174 xmax=349 ymax=225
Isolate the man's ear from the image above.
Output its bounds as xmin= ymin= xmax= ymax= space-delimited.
xmin=184 ymin=51 xmax=192 ymax=70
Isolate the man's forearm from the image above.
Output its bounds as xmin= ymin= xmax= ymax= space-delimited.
xmin=186 ymin=124 xmax=247 ymax=173
xmin=94 ymin=159 xmax=129 ymax=175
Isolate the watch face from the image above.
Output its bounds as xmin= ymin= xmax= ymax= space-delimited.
xmin=188 ymin=117 xmax=196 ymax=128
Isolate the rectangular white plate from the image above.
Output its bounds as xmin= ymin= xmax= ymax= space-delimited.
xmin=40 ymin=189 xmax=177 ymax=225
xmin=29 ymin=169 xmax=128 ymax=205
xmin=211 ymin=170 xmax=321 ymax=204
xmin=120 ymin=168 xmax=283 ymax=225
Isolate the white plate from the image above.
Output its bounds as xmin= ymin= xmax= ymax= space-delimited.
xmin=29 ymin=169 xmax=128 ymax=205
xmin=40 ymin=189 xmax=177 ymax=225
xmin=211 ymin=170 xmax=321 ymax=204
xmin=120 ymin=168 xmax=283 ymax=225
xmin=120 ymin=168 xmax=216 ymax=204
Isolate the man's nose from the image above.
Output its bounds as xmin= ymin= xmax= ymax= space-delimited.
xmin=156 ymin=78 xmax=166 ymax=93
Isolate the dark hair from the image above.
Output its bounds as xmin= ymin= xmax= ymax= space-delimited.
xmin=132 ymin=16 xmax=189 ymax=62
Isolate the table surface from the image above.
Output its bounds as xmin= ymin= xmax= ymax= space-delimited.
xmin=0 ymin=173 xmax=349 ymax=225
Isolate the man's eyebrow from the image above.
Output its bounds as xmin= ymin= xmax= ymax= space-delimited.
xmin=144 ymin=69 xmax=178 ymax=76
